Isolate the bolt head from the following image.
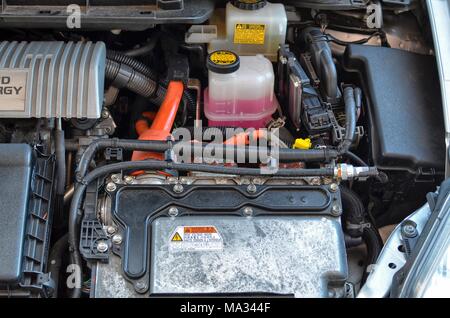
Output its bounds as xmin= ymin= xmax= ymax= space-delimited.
xmin=135 ymin=280 xmax=148 ymax=293
xmin=111 ymin=174 xmax=121 ymax=184
xmin=96 ymin=241 xmax=109 ymax=253
xmin=106 ymin=182 xmax=117 ymax=192
xmin=243 ymin=207 xmax=254 ymax=216
xmin=168 ymin=207 xmax=179 ymax=217
xmin=173 ymin=183 xmax=184 ymax=193
xmin=101 ymin=109 xmax=110 ymax=119
xmin=247 ymin=184 xmax=257 ymax=194
xmin=331 ymin=204 xmax=342 ymax=216
xmin=112 ymin=234 xmax=123 ymax=245
xmin=330 ymin=183 xmax=339 ymax=192
xmin=106 ymin=226 xmax=116 ymax=235
xmin=124 ymin=176 xmax=134 ymax=184
xmin=402 ymin=223 xmax=417 ymax=238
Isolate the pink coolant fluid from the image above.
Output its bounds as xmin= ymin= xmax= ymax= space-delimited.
xmin=204 ymin=89 xmax=274 ymax=129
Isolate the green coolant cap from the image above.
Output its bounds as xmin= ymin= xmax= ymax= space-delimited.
xmin=207 ymin=50 xmax=240 ymax=74
xmin=231 ymin=0 xmax=267 ymax=10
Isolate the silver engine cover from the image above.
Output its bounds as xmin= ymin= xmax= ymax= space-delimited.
xmin=0 ymin=41 xmax=105 ymax=118
xmin=150 ymin=215 xmax=348 ymax=297
xmin=93 ymin=214 xmax=347 ymax=298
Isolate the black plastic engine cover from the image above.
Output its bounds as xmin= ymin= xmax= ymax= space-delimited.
xmin=0 ymin=144 xmax=33 ymax=284
xmin=0 ymin=144 xmax=55 ymax=297
xmin=343 ymin=45 xmax=445 ymax=173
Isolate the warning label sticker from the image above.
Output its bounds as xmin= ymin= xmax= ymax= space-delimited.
xmin=234 ymin=23 xmax=266 ymax=45
xmin=169 ymin=226 xmax=223 ymax=252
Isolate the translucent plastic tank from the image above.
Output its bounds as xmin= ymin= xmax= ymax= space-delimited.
xmin=204 ymin=51 xmax=277 ymax=128
xmin=209 ymin=0 xmax=287 ymax=61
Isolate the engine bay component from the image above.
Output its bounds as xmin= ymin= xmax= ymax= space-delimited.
xmin=204 ymin=51 xmax=277 ymax=128
xmin=276 ymin=44 xmax=321 ymax=130
xmin=343 ymin=44 xmax=445 ymax=172
xmin=87 ymin=180 xmax=347 ymax=298
xmin=132 ymin=81 xmax=185 ymax=161
xmin=0 ymin=0 xmax=215 ymax=31
xmin=0 ymin=0 xmax=444 ymax=300
xmin=150 ymin=215 xmax=347 ymax=297
xmin=0 ymin=144 xmax=33 ymax=285
xmin=0 ymin=41 xmax=105 ymax=119
xmin=208 ymin=0 xmax=287 ymax=61
xmin=301 ymin=28 xmax=340 ymax=104
xmin=0 ymin=144 xmax=55 ymax=297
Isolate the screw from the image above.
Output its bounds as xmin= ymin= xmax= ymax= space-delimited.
xmin=106 ymin=182 xmax=117 ymax=192
xmin=247 ymin=183 xmax=257 ymax=194
xmin=331 ymin=204 xmax=342 ymax=216
xmin=111 ymin=174 xmax=121 ymax=184
xmin=135 ymin=280 xmax=148 ymax=293
xmin=330 ymin=183 xmax=338 ymax=192
xmin=96 ymin=241 xmax=109 ymax=253
xmin=106 ymin=226 xmax=116 ymax=235
xmin=173 ymin=183 xmax=184 ymax=193
xmin=168 ymin=207 xmax=179 ymax=217
xmin=112 ymin=234 xmax=123 ymax=245
xmin=243 ymin=207 xmax=254 ymax=217
xmin=124 ymin=176 xmax=134 ymax=184
xmin=402 ymin=223 xmax=417 ymax=238
xmin=101 ymin=109 xmax=110 ymax=119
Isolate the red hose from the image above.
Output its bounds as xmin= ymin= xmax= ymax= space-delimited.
xmin=132 ymin=81 xmax=184 ymax=161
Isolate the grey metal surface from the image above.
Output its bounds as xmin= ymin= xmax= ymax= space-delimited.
xmin=150 ymin=215 xmax=348 ymax=297
xmin=93 ymin=256 xmax=147 ymax=298
xmin=0 ymin=144 xmax=32 ymax=283
xmin=358 ymin=203 xmax=432 ymax=298
xmin=0 ymin=41 xmax=105 ymax=118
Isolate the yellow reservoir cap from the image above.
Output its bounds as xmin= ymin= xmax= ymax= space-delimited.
xmin=293 ymin=138 xmax=312 ymax=149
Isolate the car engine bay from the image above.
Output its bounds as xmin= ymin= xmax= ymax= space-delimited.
xmin=0 ymin=0 xmax=446 ymax=298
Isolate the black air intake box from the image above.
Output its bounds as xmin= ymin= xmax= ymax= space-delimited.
xmin=343 ymin=45 xmax=445 ymax=173
xmin=0 ymin=144 xmax=55 ymax=297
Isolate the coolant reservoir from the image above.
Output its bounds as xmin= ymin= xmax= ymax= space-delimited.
xmin=209 ymin=0 xmax=287 ymax=61
xmin=204 ymin=50 xmax=277 ymax=128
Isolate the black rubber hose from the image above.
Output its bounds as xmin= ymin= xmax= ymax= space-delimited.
xmin=123 ymin=34 xmax=160 ymax=57
xmin=55 ymin=128 xmax=66 ymax=196
xmin=340 ymin=187 xmax=383 ymax=285
xmin=338 ymin=87 xmax=357 ymax=155
xmin=105 ymin=59 xmax=159 ymax=98
xmin=362 ymin=224 xmax=384 ymax=284
xmin=74 ymin=138 xmax=341 ymax=181
xmin=354 ymin=87 xmax=362 ymax=109
xmin=345 ymin=151 xmax=367 ymax=167
xmin=68 ymin=185 xmax=85 ymax=298
xmin=85 ymin=160 xmax=339 ymax=179
xmin=106 ymin=50 xmax=158 ymax=80
xmin=48 ymin=234 xmax=68 ymax=298
xmin=341 ymin=186 xmax=365 ymax=238
xmin=106 ymin=51 xmax=196 ymax=112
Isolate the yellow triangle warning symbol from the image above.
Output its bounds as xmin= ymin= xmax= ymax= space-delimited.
xmin=171 ymin=232 xmax=183 ymax=242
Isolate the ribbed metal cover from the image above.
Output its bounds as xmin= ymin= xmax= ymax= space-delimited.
xmin=0 ymin=41 xmax=105 ymax=118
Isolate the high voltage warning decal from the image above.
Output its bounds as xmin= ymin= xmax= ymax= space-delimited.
xmin=169 ymin=226 xmax=223 ymax=252
xmin=234 ymin=23 xmax=266 ymax=45
xmin=171 ymin=232 xmax=183 ymax=241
